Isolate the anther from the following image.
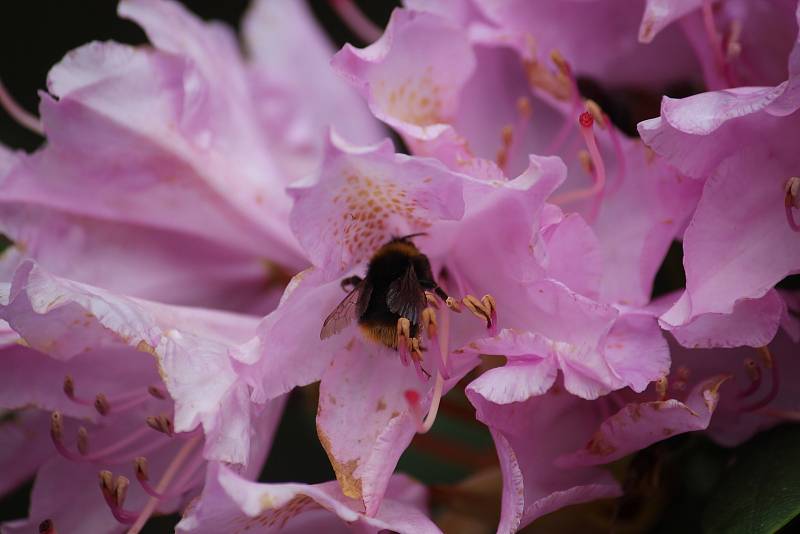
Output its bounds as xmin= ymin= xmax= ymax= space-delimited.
xmin=396 ymin=317 xmax=412 ymax=367
xmin=422 ymin=308 xmax=438 ymax=340
xmin=672 ymin=365 xmax=690 ymax=392
xmin=462 ymin=294 xmax=498 ymax=332
xmin=99 ymin=470 xmax=137 ymax=524
xmin=63 ymin=376 xmax=75 ymax=399
xmin=38 ymin=519 xmax=56 ymax=534
xmin=99 ymin=470 xmax=114 ymax=497
xmin=740 ymin=346 xmax=780 ymax=412
xmin=77 ymin=427 xmax=89 ymax=456
xmin=784 ymin=177 xmax=800 ymax=232
xmin=584 ymin=100 xmax=606 ymax=129
xmin=655 ymin=376 xmax=668 ymax=401
xmin=738 ymin=358 xmax=762 ymax=399
xmin=135 ymin=457 xmax=149 ymax=481
xmin=726 ymin=20 xmax=742 ymax=59
xmin=147 ymin=386 xmax=166 ymax=400
xmin=145 ymin=415 xmax=174 ymax=437
xmin=409 ymin=338 xmax=430 ymax=382
xmin=114 ymin=475 xmax=130 ymax=508
xmin=425 ymin=291 xmax=440 ymax=309
xmin=550 ymin=50 xmax=572 ymax=78
xmin=50 ymin=411 xmax=64 ymax=442
xmin=445 ymin=296 xmax=461 ymax=313
xmin=95 ymin=394 xmax=110 ymax=416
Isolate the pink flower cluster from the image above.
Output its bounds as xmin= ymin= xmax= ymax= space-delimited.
xmin=0 ymin=0 xmax=798 ymax=532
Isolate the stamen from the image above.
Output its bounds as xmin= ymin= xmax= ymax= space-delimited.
xmin=497 ymin=97 xmax=533 ymax=173
xmin=546 ymin=100 xmax=581 ymax=154
xmin=737 ymin=358 xmax=762 ymax=398
xmin=396 ymin=318 xmax=411 ymax=367
xmin=445 ymin=296 xmax=461 ymax=313
xmin=726 ymin=20 xmax=742 ymax=59
xmin=409 ymin=338 xmax=430 ymax=382
xmin=671 ymin=366 xmax=690 ymax=392
xmin=145 ymin=415 xmax=174 ymax=437
xmin=655 ymin=376 xmax=668 ymax=401
xmin=0 ymin=79 xmax=44 ymax=135
xmin=701 ymin=0 xmax=738 ymax=87
xmin=50 ymin=413 xmax=169 ymax=464
xmin=77 ymin=427 xmax=89 ymax=455
xmin=550 ymin=110 xmax=607 ymax=219
xmin=95 ymin=394 xmax=111 ymax=416
xmin=63 ymin=376 xmax=93 ymax=406
xmin=425 ymin=291 xmax=441 ymax=309
xmin=127 ymin=435 xmax=202 ymax=534
xmin=39 ymin=519 xmax=56 ymax=534
xmin=785 ymin=177 xmax=800 ymax=232
xmin=461 ymin=294 xmax=498 ymax=333
xmin=550 ymin=50 xmax=581 ymax=106
xmin=50 ymin=412 xmax=84 ymax=462
xmin=329 ymin=0 xmax=381 ymax=43
xmin=147 ymin=386 xmax=167 ymax=400
xmin=740 ymin=347 xmax=780 ymax=412
xmin=99 ymin=471 xmax=137 ymax=524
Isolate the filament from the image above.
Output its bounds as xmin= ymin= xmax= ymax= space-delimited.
xmin=0 ymin=79 xmax=43 ymax=135
xmin=329 ymin=0 xmax=381 ymax=43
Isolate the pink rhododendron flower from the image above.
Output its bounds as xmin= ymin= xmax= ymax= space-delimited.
xmin=639 ymin=3 xmax=800 ymax=333
xmin=0 ymin=261 xmax=284 ymax=532
xmin=639 ymin=0 xmax=798 ymax=89
xmin=3 ymin=0 xmax=800 ymax=531
xmin=333 ymin=7 xmax=703 ymax=309
xmin=0 ymin=0 xmax=381 ymax=314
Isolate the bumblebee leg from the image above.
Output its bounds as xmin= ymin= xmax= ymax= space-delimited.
xmin=340 ymin=275 xmax=363 ymax=292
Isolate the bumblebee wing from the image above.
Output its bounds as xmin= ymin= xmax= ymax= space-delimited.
xmin=320 ymin=281 xmax=370 ymax=340
xmin=387 ymin=265 xmax=426 ymax=325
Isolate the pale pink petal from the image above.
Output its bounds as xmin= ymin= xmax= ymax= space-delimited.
xmin=592 ymin=143 xmax=703 ymax=306
xmin=288 ymin=133 xmax=466 ymax=279
xmin=661 ymin=145 xmax=800 ymax=323
xmin=177 ymin=464 xmax=439 ymax=534
xmin=36 ymin=38 xmax=302 ymax=266
xmin=468 ymin=387 xmax=621 ymax=533
xmin=0 ymin=201 xmax=281 ymax=312
xmin=540 ymin=212 xmax=603 ymax=300
xmin=243 ymin=0 xmax=383 ymax=148
xmin=231 ymin=269 xmax=347 ymax=404
xmin=465 ymin=330 xmax=559 ymax=404
xmin=666 ymin=290 xmax=784 ymax=348
xmin=558 ymin=375 xmax=728 ymax=467
xmin=472 ymin=0 xmax=701 ymax=89
xmin=332 ymin=9 xmax=476 ymax=141
xmin=315 ymin=344 xmax=420 ymax=515
xmin=0 ymin=410 xmax=53 ymax=498
xmin=639 ymin=0 xmax=702 ymax=43
xmin=604 ymin=313 xmax=670 ymax=393
xmin=1 ymin=261 xmax=271 ymax=466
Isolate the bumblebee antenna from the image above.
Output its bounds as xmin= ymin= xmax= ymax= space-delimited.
xmin=394 ymin=232 xmax=428 ymax=242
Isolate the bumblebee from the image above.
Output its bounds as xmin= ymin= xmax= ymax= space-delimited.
xmin=320 ymin=234 xmax=453 ymax=354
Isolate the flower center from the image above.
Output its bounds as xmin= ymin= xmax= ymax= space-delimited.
xmin=50 ymin=377 xmax=204 ymax=530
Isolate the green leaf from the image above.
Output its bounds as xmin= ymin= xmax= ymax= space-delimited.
xmin=703 ymin=424 xmax=800 ymax=534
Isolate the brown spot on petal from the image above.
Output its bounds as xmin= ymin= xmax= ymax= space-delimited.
xmin=317 ymin=428 xmax=363 ymax=500
xmin=376 ymin=398 xmax=387 ymax=412
xmin=586 ymin=434 xmax=617 ymax=456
